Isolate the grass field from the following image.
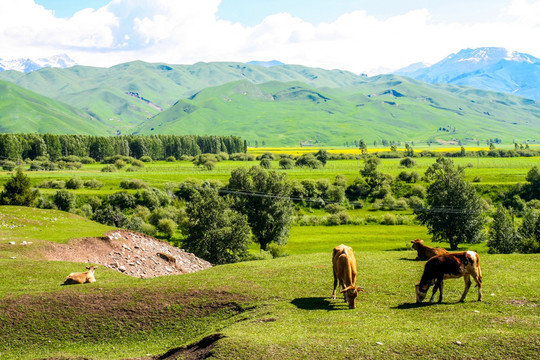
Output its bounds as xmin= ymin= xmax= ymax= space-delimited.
xmin=1 ymin=156 xmax=538 ymax=196
xmin=0 ymin=206 xmax=538 ymax=359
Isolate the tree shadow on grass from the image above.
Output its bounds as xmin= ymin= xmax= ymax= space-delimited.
xmin=291 ymin=297 xmax=344 ymax=311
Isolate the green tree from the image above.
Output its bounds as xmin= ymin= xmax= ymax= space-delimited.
xmin=315 ymin=149 xmax=328 ymax=166
xmin=488 ymin=205 xmax=519 ymax=254
xmin=414 ymin=157 xmax=485 ymax=250
xmin=228 ymin=166 xmax=294 ymax=250
xmin=518 ymin=208 xmax=540 ymax=253
xmin=0 ymin=169 xmax=38 ymax=206
xmin=183 ymin=184 xmax=250 ymax=264
xmin=522 ymin=166 xmax=540 ymax=200
xmin=359 ymin=140 xmax=367 ymax=155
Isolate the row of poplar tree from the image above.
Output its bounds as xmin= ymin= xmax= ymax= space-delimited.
xmin=0 ymin=133 xmax=246 ymax=161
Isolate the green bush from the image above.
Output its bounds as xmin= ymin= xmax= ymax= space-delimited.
xmin=157 ymin=218 xmax=178 ymax=239
xmin=101 ymin=164 xmax=117 ymax=172
xmin=266 ymin=243 xmax=289 ymax=258
xmin=53 ymin=190 xmax=76 ymax=212
xmin=166 ymin=156 xmax=176 ymax=162
xmin=65 ymin=176 xmax=83 ymax=189
xmin=139 ymin=156 xmax=153 ymax=162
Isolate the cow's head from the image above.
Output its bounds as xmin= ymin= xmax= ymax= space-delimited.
xmin=411 ymin=239 xmax=423 ymax=250
xmin=415 ymin=282 xmax=429 ymax=303
xmin=341 ymin=286 xmax=364 ymax=309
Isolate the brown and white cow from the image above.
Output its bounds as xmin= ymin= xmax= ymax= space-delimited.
xmin=411 ymin=239 xmax=449 ymax=260
xmin=415 ymin=251 xmax=482 ymax=303
xmin=332 ymin=244 xmax=363 ymax=309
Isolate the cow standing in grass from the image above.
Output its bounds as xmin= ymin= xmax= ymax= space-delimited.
xmin=415 ymin=251 xmax=482 ymax=303
xmin=332 ymin=244 xmax=363 ymax=309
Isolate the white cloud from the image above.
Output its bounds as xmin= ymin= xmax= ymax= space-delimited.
xmin=0 ymin=0 xmax=539 ymax=73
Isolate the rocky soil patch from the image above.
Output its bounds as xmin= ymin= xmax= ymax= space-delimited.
xmin=46 ymin=229 xmax=212 ymax=278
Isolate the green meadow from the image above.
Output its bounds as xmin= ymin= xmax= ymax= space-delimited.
xmin=0 ymin=207 xmax=539 ymax=359
xmin=0 ymin=154 xmax=539 ymax=359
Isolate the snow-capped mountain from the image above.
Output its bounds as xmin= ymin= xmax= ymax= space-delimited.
xmin=395 ymin=47 xmax=540 ymax=100
xmin=0 ymin=54 xmax=77 ymax=73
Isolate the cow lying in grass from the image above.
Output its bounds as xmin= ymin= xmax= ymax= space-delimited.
xmin=63 ymin=265 xmax=98 ymax=285
xmin=411 ymin=239 xmax=449 ymax=260
xmin=332 ymin=244 xmax=364 ymax=309
xmin=415 ymin=251 xmax=482 ymax=303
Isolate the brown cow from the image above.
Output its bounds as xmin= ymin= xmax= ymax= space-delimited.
xmin=415 ymin=251 xmax=482 ymax=303
xmin=411 ymin=239 xmax=449 ymax=260
xmin=63 ymin=266 xmax=98 ymax=285
xmin=332 ymin=244 xmax=363 ymax=309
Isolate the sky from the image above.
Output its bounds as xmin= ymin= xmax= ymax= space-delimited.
xmin=1 ymin=0 xmax=539 ymax=74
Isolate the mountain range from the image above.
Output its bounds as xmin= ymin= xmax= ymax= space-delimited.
xmin=396 ymin=47 xmax=540 ymax=100
xmin=0 ymin=54 xmax=77 ymax=73
xmin=0 ymin=48 xmax=538 ymax=146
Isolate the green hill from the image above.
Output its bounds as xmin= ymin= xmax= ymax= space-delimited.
xmin=0 ymin=62 xmax=365 ymax=133
xmin=1 ymin=62 xmax=539 ymax=145
xmin=0 ymin=80 xmax=109 ymax=135
xmin=135 ymin=76 xmax=540 ymax=146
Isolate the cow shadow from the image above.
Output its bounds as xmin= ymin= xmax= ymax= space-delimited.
xmin=392 ymin=302 xmax=433 ymax=309
xmin=291 ymin=297 xmax=344 ymax=311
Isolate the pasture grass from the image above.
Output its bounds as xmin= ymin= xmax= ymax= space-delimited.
xmin=0 ymin=206 xmax=538 ymax=359
xmin=1 ymin=156 xmax=538 ymax=195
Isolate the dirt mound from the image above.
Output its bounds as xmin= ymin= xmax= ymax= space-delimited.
xmin=46 ymin=230 xmax=212 ymax=278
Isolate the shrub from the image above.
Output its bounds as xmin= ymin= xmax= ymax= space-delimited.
xmin=120 ymin=179 xmax=148 ymax=190
xmin=84 ymin=179 xmax=103 ymax=189
xmin=2 ymin=161 xmax=16 ymax=171
xmin=260 ymin=158 xmax=272 ymax=169
xmin=101 ymin=164 xmax=117 ymax=172
xmin=266 ymin=242 xmax=289 ymax=258
xmin=93 ymin=205 xmax=128 ymax=227
xmin=139 ymin=156 xmax=153 ymax=162
xmin=325 ymin=203 xmax=345 ymax=214
xmin=65 ymin=176 xmax=83 ymax=189
xmin=132 ymin=159 xmax=145 ymax=167
xmin=37 ymin=180 xmax=66 ymax=189
xmin=381 ymin=213 xmax=397 ymax=225
xmin=107 ymin=192 xmax=137 ymax=210
xmin=400 ymin=157 xmax=417 ymax=168
xmin=279 ymin=158 xmax=295 ymax=169
xmin=166 ymin=156 xmax=176 ymax=162
xmin=114 ymin=159 xmax=127 ymax=169
xmin=53 ymin=190 xmax=76 ymax=212
xmin=473 ymin=176 xmax=482 ymax=183
xmin=0 ymin=169 xmax=39 ymax=206
xmin=157 ymin=218 xmax=178 ymax=239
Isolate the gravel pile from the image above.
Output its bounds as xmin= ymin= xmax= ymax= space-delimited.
xmin=46 ymin=229 xmax=212 ymax=278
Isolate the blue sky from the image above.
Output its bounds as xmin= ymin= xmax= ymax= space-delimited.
xmin=3 ymin=0 xmax=540 ymax=74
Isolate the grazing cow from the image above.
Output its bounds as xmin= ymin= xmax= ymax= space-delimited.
xmin=415 ymin=251 xmax=482 ymax=303
xmin=63 ymin=265 xmax=98 ymax=285
xmin=411 ymin=239 xmax=449 ymax=260
xmin=332 ymin=244 xmax=363 ymax=309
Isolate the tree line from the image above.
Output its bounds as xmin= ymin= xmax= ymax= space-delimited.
xmin=0 ymin=133 xmax=245 ymax=161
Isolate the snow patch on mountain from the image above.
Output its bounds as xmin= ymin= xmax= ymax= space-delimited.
xmin=0 ymin=54 xmax=77 ymax=73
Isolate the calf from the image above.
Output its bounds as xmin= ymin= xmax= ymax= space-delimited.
xmin=332 ymin=244 xmax=363 ymax=309
xmin=411 ymin=239 xmax=449 ymax=260
xmin=415 ymin=251 xmax=482 ymax=303
xmin=63 ymin=265 xmax=98 ymax=285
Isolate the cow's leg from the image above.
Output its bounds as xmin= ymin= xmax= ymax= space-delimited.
xmin=459 ymin=275 xmax=471 ymax=302
xmin=332 ymin=271 xmax=338 ymax=300
xmin=473 ymin=274 xmax=483 ymax=301
xmin=438 ymin=280 xmax=444 ymax=303
xmin=429 ymin=278 xmax=441 ymax=303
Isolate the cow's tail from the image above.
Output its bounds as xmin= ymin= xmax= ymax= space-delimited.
xmin=473 ymin=252 xmax=482 ymax=286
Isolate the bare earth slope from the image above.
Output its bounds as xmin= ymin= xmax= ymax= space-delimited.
xmin=45 ymin=229 xmax=212 ymax=278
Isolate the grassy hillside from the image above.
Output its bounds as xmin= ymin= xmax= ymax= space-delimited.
xmin=0 ymin=61 xmax=365 ymax=131
xmin=0 ymin=206 xmax=538 ymax=359
xmin=136 ymin=76 xmax=540 ymax=146
xmin=1 ymin=61 xmax=539 ymax=145
xmin=0 ymin=80 xmax=110 ymax=135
